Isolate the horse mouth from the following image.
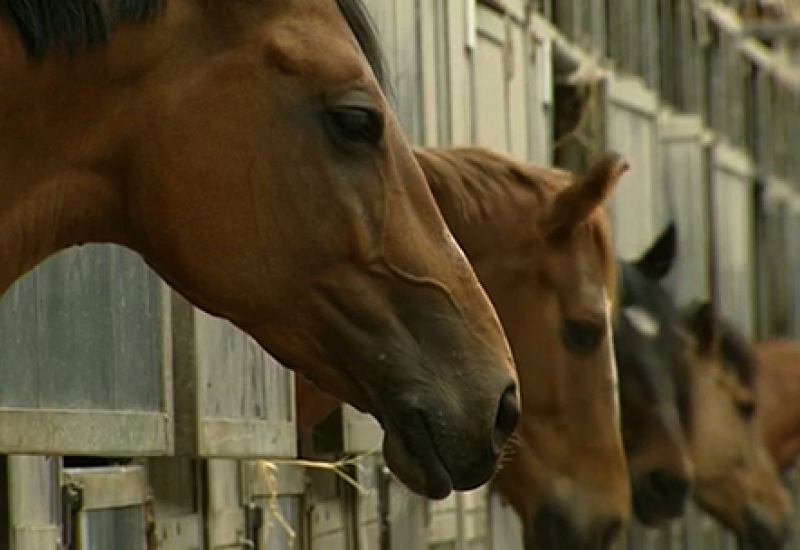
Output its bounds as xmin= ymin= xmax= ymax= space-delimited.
xmin=529 ymin=505 xmax=622 ymax=550
xmin=738 ymin=515 xmax=786 ymax=550
xmin=381 ymin=410 xmax=458 ymax=499
xmin=631 ymin=479 xmax=688 ymax=525
xmin=632 ymin=492 xmax=685 ymax=526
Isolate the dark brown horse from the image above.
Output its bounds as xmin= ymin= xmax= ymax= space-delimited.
xmin=299 ymin=146 xmax=631 ymax=549
xmin=0 ymin=0 xmax=520 ymax=498
xmin=612 ymin=226 xmax=695 ymax=526
xmin=755 ymin=340 xmax=800 ymax=472
xmin=683 ymin=305 xmax=791 ymax=549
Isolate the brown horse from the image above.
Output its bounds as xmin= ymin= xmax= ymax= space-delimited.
xmin=299 ymin=146 xmax=631 ymax=549
xmin=683 ymin=304 xmax=791 ymax=549
xmin=755 ymin=340 xmax=800 ymax=472
xmin=0 ymin=0 xmax=520 ymax=498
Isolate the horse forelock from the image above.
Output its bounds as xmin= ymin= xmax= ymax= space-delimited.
xmin=3 ymin=0 xmax=166 ymax=57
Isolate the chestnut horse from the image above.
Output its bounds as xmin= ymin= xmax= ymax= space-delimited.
xmin=682 ymin=305 xmax=791 ymax=549
xmin=613 ymin=225 xmax=694 ymax=525
xmin=755 ymin=340 xmax=800 ymax=472
xmin=0 ymin=0 xmax=520 ymax=498
xmin=299 ymin=146 xmax=631 ymax=549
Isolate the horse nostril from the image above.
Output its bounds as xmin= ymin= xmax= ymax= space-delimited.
xmin=746 ymin=514 xmax=781 ymax=548
xmin=645 ymin=470 xmax=690 ymax=504
xmin=600 ymin=518 xmax=623 ymax=548
xmin=492 ymin=383 xmax=520 ymax=452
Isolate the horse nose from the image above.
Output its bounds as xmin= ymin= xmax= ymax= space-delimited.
xmin=644 ymin=470 xmax=690 ymax=505
xmin=599 ymin=517 xmax=624 ymax=548
xmin=492 ymin=382 xmax=520 ymax=452
xmin=745 ymin=517 xmax=781 ymax=549
xmin=744 ymin=509 xmax=785 ymax=549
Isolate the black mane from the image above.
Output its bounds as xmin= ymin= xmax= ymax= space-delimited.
xmin=4 ymin=0 xmax=165 ymax=58
xmin=336 ymin=0 xmax=388 ymax=89
xmin=681 ymin=302 xmax=758 ymax=389
xmin=717 ymin=318 xmax=758 ymax=389
xmin=4 ymin=0 xmax=390 ymax=88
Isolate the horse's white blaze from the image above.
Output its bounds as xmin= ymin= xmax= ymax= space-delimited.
xmin=605 ymin=291 xmax=621 ymax=428
xmin=623 ymin=305 xmax=660 ymax=338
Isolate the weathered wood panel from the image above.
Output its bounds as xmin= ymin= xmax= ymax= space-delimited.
xmin=362 ymin=0 xmax=424 ymax=144
xmin=147 ymin=458 xmax=203 ymax=550
xmin=355 ymin=455 xmax=381 ymax=550
xmin=489 ymin=493 xmax=523 ymax=550
xmin=205 ymin=460 xmax=244 ymax=549
xmin=426 ymin=494 xmax=460 ymax=549
xmin=461 ymin=487 xmax=489 ymax=550
xmin=242 ymin=461 xmax=306 ymax=549
xmin=604 ymin=77 xmax=666 ymax=259
xmin=64 ymin=465 xmax=149 ymax=550
xmin=710 ymin=144 xmax=757 ymax=338
xmin=474 ymin=6 xmax=510 ymax=151
xmin=387 ymin=477 xmax=426 ymax=549
xmin=659 ymin=115 xmax=712 ymax=303
xmin=172 ymin=292 xmax=296 ymax=458
xmin=4 ymin=456 xmax=60 ymax=550
xmin=0 ymin=245 xmax=172 ymax=455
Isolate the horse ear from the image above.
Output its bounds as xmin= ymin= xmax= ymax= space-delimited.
xmin=634 ymin=223 xmax=677 ymax=281
xmin=685 ymin=301 xmax=718 ymax=355
xmin=544 ymin=153 xmax=629 ymax=243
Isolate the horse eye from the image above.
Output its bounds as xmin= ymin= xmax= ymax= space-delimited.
xmin=324 ymin=104 xmax=384 ymax=147
xmin=737 ymin=400 xmax=756 ymax=420
xmin=562 ymin=319 xmax=605 ymax=354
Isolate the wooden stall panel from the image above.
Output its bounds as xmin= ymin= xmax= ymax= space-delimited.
xmin=342 ymin=406 xmax=383 ymax=456
xmin=506 ymin=18 xmax=530 ymax=160
xmin=242 ymin=461 xmax=305 ymax=550
xmin=63 ymin=465 xmax=149 ymax=550
xmin=604 ymin=77 xmax=666 ymax=259
xmin=448 ymin=0 xmax=475 ymax=144
xmin=387 ymin=476 xmax=426 ymax=550
xmin=0 ymin=245 xmax=172 ymax=455
xmin=147 ymin=458 xmax=203 ymax=550
xmin=5 ymin=456 xmax=61 ymax=550
xmin=172 ymin=292 xmax=296 ymax=458
xmin=524 ymin=31 xmax=553 ymax=164
xmin=659 ymin=115 xmax=712 ymax=303
xmin=427 ymin=494 xmax=460 ymax=550
xmin=195 ymin=312 xmax=295 ymax=457
xmin=711 ymin=144 xmax=757 ymax=338
xmin=553 ymin=0 xmax=607 ymax=52
xmin=362 ymin=0 xmax=424 ymax=144
xmin=757 ymin=184 xmax=792 ymax=337
xmin=309 ymin=499 xmax=350 ymax=550
xmin=205 ymin=460 xmax=245 ymax=549
xmin=474 ymin=5 xmax=510 ymax=152
xmin=356 ymin=455 xmax=381 ymax=550
xmin=489 ymin=492 xmax=523 ymax=550
xmin=419 ymin=0 xmax=453 ymax=147
xmin=461 ymin=487 xmax=489 ymax=550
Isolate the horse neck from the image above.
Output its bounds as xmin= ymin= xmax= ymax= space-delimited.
xmin=0 ymin=54 xmax=137 ymax=296
xmin=419 ymin=148 xmax=543 ymax=260
xmin=756 ymin=342 xmax=800 ymax=470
